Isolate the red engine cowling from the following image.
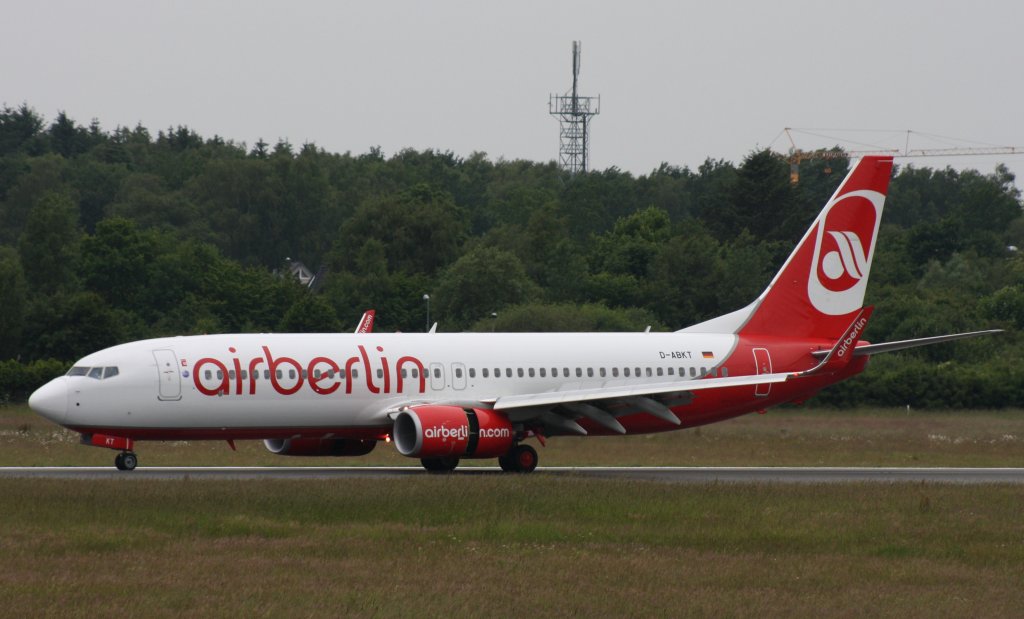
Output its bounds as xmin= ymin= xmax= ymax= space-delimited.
xmin=263 ymin=437 xmax=377 ymax=457
xmin=393 ymin=406 xmax=514 ymax=459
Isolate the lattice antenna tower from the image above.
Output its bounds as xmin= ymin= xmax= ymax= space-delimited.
xmin=549 ymin=41 xmax=600 ymax=174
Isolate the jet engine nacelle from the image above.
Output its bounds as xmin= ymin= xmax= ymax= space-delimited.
xmin=393 ymin=405 xmax=514 ymax=459
xmin=263 ymin=437 xmax=377 ymax=457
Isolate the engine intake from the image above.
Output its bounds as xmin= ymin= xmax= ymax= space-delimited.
xmin=393 ymin=405 xmax=514 ymax=458
xmin=263 ymin=437 xmax=377 ymax=457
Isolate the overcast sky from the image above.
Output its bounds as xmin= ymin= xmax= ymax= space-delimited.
xmin=4 ymin=1 xmax=1023 ymax=185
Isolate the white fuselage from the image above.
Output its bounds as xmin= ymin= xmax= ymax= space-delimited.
xmin=34 ymin=331 xmax=739 ymax=435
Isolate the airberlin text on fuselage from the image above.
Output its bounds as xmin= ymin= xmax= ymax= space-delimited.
xmin=191 ymin=345 xmax=426 ymax=397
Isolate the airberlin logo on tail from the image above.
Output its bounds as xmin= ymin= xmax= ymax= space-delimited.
xmin=808 ymin=190 xmax=884 ymax=316
xmin=821 ymin=231 xmax=868 ymax=284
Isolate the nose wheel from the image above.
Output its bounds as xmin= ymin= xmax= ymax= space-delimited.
xmin=114 ymin=451 xmax=138 ymax=471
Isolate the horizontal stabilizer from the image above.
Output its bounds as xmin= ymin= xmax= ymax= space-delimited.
xmin=850 ymin=329 xmax=1003 ymax=356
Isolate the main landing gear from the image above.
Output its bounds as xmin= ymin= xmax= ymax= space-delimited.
xmin=421 ymin=456 xmax=460 ymax=473
xmin=418 ymin=444 xmax=540 ymax=474
xmin=114 ymin=451 xmax=138 ymax=471
xmin=498 ymin=444 xmax=538 ymax=474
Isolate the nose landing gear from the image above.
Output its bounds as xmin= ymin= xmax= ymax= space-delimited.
xmin=114 ymin=451 xmax=138 ymax=471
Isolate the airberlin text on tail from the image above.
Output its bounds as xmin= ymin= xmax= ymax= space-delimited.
xmin=739 ymin=156 xmax=894 ymax=340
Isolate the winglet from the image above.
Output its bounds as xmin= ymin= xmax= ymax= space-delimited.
xmin=354 ymin=310 xmax=376 ymax=334
xmin=794 ymin=306 xmax=873 ymax=377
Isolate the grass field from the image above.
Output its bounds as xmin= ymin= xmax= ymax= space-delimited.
xmin=1 ymin=477 xmax=1023 ymax=617
xmin=3 ymin=405 xmax=1023 ymax=617
xmin=2 ymin=404 xmax=1022 ymax=468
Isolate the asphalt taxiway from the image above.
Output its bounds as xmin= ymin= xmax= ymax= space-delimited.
xmin=1 ymin=466 xmax=1023 ymax=483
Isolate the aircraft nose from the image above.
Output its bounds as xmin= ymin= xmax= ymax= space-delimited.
xmin=29 ymin=377 xmax=68 ymax=424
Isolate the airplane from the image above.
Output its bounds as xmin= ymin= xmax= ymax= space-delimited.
xmin=28 ymin=156 xmax=1000 ymax=472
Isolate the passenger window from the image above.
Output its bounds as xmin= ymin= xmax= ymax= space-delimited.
xmin=722 ymin=367 xmax=729 ymax=377
xmin=217 ymin=370 xmax=224 ymax=380
xmin=587 ymin=368 xmax=594 ymax=378
xmin=241 ymin=370 xmax=248 ymax=380
xmin=635 ymin=367 xmax=641 ymax=377
xmin=264 ymin=370 xmax=271 ymax=379
xmin=205 ymin=370 xmax=212 ymax=380
xmin=434 ymin=368 xmax=441 ymax=379
xmin=563 ymin=368 xmax=569 ymax=377
xmin=528 ymin=368 xmax=535 ymax=378
xmin=624 ymin=367 xmax=631 ymax=377
xmin=494 ymin=368 xmax=500 ymax=378
xmin=327 ymin=370 xmax=335 ymax=379
xmin=228 ymin=370 xmax=236 ymax=380
xmin=700 ymin=367 xmax=707 ymax=376
xmin=409 ymin=368 xmax=415 ymax=379
xmin=455 ymin=368 xmax=463 ymax=378
xmin=312 ymin=369 xmax=321 ymax=379
xmin=689 ymin=367 xmax=696 ymax=377
xmin=301 ymin=370 xmax=308 ymax=379
xmin=612 ymin=368 xmax=619 ymax=377
xmin=276 ymin=370 xmax=283 ymax=379
xmin=483 ymin=368 xmax=489 ymax=378
xmin=400 ymin=369 xmax=407 ymax=378
xmin=506 ymin=368 xmax=512 ymax=377
xmin=668 ymin=367 xmax=674 ymax=375
xmin=517 ymin=368 xmax=524 ymax=378
xmin=377 ymin=369 xmax=384 ymax=379
xmin=679 ymin=367 xmax=685 ymax=376
xmin=88 ymin=367 xmax=103 ymax=379
xmin=646 ymin=368 xmax=653 ymax=377
xmin=68 ymin=367 xmax=89 ymax=377
xmin=469 ymin=368 xmax=476 ymax=378
xmin=352 ymin=369 xmax=359 ymax=378
xmin=540 ymin=368 xmax=546 ymax=378
xmin=103 ymin=367 xmax=119 ymax=379
xmin=576 ymin=368 xmax=582 ymax=378
xmin=599 ymin=368 xmax=606 ymax=377
xmin=657 ymin=368 xmax=663 ymax=377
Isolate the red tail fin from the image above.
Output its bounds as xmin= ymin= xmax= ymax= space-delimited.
xmin=738 ymin=156 xmax=894 ymax=339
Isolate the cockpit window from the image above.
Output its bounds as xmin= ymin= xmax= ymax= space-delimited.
xmin=67 ymin=366 xmax=120 ymax=379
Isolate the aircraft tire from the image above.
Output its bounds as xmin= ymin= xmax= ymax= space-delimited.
xmin=498 ymin=453 xmax=515 ymax=472
xmin=507 ymin=445 xmax=538 ymax=473
xmin=120 ymin=452 xmax=138 ymax=471
xmin=420 ymin=456 xmax=459 ymax=473
xmin=114 ymin=453 xmax=125 ymax=470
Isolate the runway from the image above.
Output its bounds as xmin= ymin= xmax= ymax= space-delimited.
xmin=2 ymin=466 xmax=1023 ymax=483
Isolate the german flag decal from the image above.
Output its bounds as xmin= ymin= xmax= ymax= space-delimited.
xmin=702 ymin=351 xmax=714 ymax=359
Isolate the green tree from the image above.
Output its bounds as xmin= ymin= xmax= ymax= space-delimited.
xmin=278 ymin=294 xmax=342 ymax=333
xmin=0 ymin=247 xmax=28 ymax=358
xmin=435 ymin=246 xmax=537 ymax=328
xmin=18 ymin=192 xmax=81 ymax=293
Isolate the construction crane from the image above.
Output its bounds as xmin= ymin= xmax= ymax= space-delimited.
xmin=774 ymin=128 xmax=1022 ymax=183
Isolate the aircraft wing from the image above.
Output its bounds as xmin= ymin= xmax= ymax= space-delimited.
xmin=382 ymin=372 xmax=796 ymax=436
xmin=482 ymin=372 xmax=795 ymax=435
xmin=487 ymin=373 xmax=793 ymax=410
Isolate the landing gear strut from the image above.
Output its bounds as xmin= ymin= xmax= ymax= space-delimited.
xmin=498 ymin=444 xmax=538 ymax=473
xmin=114 ymin=451 xmax=138 ymax=471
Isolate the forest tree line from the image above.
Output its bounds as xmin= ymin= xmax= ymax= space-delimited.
xmin=1 ymin=103 xmax=1022 ymax=407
